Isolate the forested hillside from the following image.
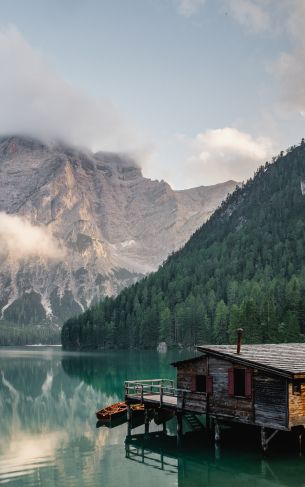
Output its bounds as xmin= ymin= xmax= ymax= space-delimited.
xmin=62 ymin=140 xmax=305 ymax=349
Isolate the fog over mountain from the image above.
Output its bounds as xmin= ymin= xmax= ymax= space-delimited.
xmin=0 ymin=135 xmax=236 ymax=326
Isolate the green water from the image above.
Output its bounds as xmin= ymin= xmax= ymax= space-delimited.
xmin=1 ymin=348 xmax=305 ymax=487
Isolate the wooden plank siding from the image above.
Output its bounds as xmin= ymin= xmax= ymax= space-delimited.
xmin=288 ymin=382 xmax=305 ymax=428
xmin=254 ymin=373 xmax=288 ymax=430
xmin=176 ymin=357 xmax=207 ymax=413
xmin=177 ymin=391 xmax=207 ymax=413
xmin=176 ymin=357 xmax=207 ymax=390
xmin=208 ymin=357 xmax=254 ymax=424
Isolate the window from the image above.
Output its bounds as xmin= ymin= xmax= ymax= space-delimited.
xmin=293 ymin=383 xmax=301 ymax=395
xmin=196 ymin=375 xmax=206 ymax=392
xmin=228 ymin=367 xmax=252 ymax=398
xmin=234 ymin=369 xmax=245 ymax=396
xmin=191 ymin=374 xmax=213 ymax=393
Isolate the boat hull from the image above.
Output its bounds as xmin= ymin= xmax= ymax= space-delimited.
xmin=96 ymin=402 xmax=145 ymax=427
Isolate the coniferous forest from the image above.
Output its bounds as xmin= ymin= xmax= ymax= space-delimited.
xmin=62 ymin=140 xmax=305 ymax=350
xmin=0 ymin=322 xmax=60 ymax=346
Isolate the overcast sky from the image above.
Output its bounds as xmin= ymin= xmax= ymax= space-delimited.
xmin=0 ymin=0 xmax=305 ymax=188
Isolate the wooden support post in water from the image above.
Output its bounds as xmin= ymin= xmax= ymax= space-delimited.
xmin=261 ymin=427 xmax=267 ymax=453
xmin=213 ymin=419 xmax=221 ymax=460
xmin=206 ymin=414 xmax=211 ymax=436
xmin=144 ymin=408 xmax=150 ymax=439
xmin=127 ymin=404 xmax=132 ymax=437
xmin=161 ymin=451 xmax=164 ymax=470
xmin=261 ymin=427 xmax=279 ymax=453
xmin=298 ymin=427 xmax=304 ymax=457
xmin=214 ymin=420 xmax=221 ymax=442
xmin=125 ymin=442 xmax=130 ymax=459
xmin=177 ymin=412 xmax=183 ymax=447
xmin=162 ymin=422 xmax=167 ymax=435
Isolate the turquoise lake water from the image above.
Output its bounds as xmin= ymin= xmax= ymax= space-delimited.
xmin=0 ymin=347 xmax=305 ymax=486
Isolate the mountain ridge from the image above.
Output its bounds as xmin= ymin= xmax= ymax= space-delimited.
xmin=0 ymin=135 xmax=236 ymax=327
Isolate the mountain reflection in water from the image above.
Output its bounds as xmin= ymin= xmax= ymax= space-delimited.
xmin=0 ymin=347 xmax=305 ymax=487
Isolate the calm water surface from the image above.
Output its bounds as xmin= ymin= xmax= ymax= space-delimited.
xmin=1 ymin=347 xmax=305 ymax=486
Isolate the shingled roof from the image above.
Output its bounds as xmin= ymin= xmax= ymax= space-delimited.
xmin=196 ymin=343 xmax=305 ymax=378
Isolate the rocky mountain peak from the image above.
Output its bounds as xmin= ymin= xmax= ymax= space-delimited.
xmin=0 ymin=135 xmax=237 ymax=326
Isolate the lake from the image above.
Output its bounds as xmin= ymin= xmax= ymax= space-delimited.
xmin=1 ymin=347 xmax=305 ymax=486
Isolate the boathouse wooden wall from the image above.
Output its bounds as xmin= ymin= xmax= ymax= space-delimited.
xmin=254 ymin=372 xmax=287 ymax=429
xmin=208 ymin=357 xmax=253 ymax=424
xmin=175 ymin=354 xmax=290 ymax=429
xmin=288 ymin=382 xmax=305 ymax=428
xmin=176 ymin=357 xmax=207 ymax=413
xmin=176 ymin=357 xmax=207 ymax=390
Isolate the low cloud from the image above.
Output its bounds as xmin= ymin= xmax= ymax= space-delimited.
xmin=0 ymin=27 xmax=140 ymax=152
xmin=0 ymin=212 xmax=64 ymax=260
xmin=181 ymin=127 xmax=276 ymax=186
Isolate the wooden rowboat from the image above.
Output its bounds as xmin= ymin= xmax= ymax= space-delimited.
xmin=131 ymin=403 xmax=145 ymax=413
xmin=96 ymin=402 xmax=127 ymax=422
xmin=96 ymin=402 xmax=145 ymax=423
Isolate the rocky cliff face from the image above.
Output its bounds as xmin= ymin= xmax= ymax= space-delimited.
xmin=0 ymin=136 xmax=236 ymax=325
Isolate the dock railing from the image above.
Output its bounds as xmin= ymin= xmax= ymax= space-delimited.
xmin=124 ymin=379 xmax=191 ymax=407
xmin=125 ymin=379 xmax=207 ymax=412
xmin=125 ymin=379 xmax=175 ymax=403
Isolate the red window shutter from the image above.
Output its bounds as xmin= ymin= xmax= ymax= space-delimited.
xmin=245 ymin=368 xmax=252 ymax=398
xmin=191 ymin=375 xmax=197 ymax=392
xmin=228 ymin=368 xmax=234 ymax=395
xmin=206 ymin=375 xmax=213 ymax=394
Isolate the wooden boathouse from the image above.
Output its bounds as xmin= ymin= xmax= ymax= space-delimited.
xmin=125 ymin=336 xmax=305 ymax=451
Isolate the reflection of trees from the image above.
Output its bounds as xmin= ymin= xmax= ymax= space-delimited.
xmin=0 ymin=351 xmax=121 ymax=485
xmin=0 ymin=349 xmax=194 ymax=485
xmin=0 ymin=363 xmax=116 ymax=437
xmin=0 ymin=357 xmax=54 ymax=398
xmin=61 ymin=350 xmax=193 ymax=396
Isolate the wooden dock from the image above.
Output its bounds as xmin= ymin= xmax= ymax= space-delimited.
xmin=125 ymin=378 xmax=206 ymax=413
xmin=125 ymin=379 xmax=178 ymax=408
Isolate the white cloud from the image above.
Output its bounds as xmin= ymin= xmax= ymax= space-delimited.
xmin=222 ymin=0 xmax=271 ymax=32
xmin=217 ymin=1 xmax=305 ymax=117
xmin=182 ymin=127 xmax=276 ymax=185
xmin=0 ymin=212 xmax=64 ymax=260
xmin=176 ymin=0 xmax=206 ymax=17
xmin=0 ymin=27 xmax=140 ymax=152
xmin=271 ymin=1 xmax=305 ymax=115
xmin=175 ymin=0 xmax=271 ymax=29
xmin=143 ymin=127 xmax=277 ymax=188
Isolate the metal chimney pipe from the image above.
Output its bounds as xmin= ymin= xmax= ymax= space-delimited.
xmin=236 ymin=328 xmax=243 ymax=354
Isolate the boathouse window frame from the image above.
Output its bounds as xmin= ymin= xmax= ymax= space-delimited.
xmin=228 ymin=367 xmax=252 ymax=399
xmin=293 ymin=381 xmax=302 ymax=395
xmin=191 ymin=374 xmax=212 ymax=393
xmin=195 ymin=374 xmax=206 ymax=393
